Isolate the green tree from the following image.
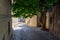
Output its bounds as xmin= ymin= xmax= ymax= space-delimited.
xmin=12 ymin=0 xmax=58 ymax=18
xmin=12 ymin=0 xmax=58 ymax=29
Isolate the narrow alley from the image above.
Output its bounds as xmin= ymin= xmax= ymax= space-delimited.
xmin=11 ymin=24 xmax=55 ymax=40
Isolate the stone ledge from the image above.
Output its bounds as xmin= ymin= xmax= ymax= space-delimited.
xmin=0 ymin=16 xmax=11 ymax=22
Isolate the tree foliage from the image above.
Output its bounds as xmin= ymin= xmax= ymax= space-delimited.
xmin=12 ymin=0 xmax=58 ymax=18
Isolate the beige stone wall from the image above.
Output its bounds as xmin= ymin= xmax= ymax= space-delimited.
xmin=0 ymin=0 xmax=11 ymax=16
xmin=25 ymin=16 xmax=37 ymax=27
xmin=0 ymin=21 xmax=8 ymax=40
xmin=0 ymin=0 xmax=11 ymax=40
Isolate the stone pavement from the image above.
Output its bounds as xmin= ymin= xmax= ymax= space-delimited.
xmin=11 ymin=25 xmax=55 ymax=40
xmin=11 ymin=27 xmax=53 ymax=40
xmin=11 ymin=17 xmax=57 ymax=40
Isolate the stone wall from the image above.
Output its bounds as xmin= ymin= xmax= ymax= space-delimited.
xmin=25 ymin=16 xmax=37 ymax=27
xmin=49 ymin=5 xmax=60 ymax=39
xmin=55 ymin=7 xmax=60 ymax=39
xmin=0 ymin=0 xmax=11 ymax=40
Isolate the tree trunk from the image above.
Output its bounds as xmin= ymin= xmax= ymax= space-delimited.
xmin=38 ymin=9 xmax=46 ymax=30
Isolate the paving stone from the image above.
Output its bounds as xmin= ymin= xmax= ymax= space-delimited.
xmin=11 ymin=26 xmax=54 ymax=40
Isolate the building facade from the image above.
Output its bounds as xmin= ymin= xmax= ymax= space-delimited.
xmin=0 ymin=0 xmax=11 ymax=40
